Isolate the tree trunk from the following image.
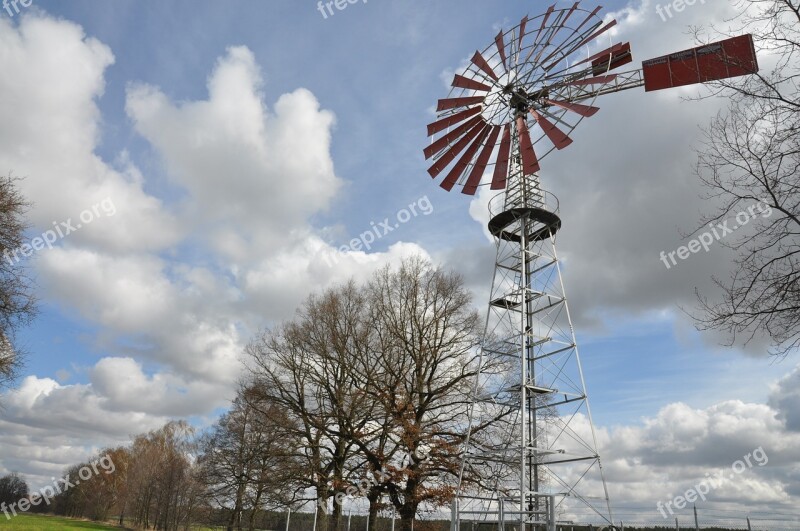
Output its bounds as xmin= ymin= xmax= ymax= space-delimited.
xmin=248 ymin=484 xmax=264 ymax=531
xmin=317 ymin=494 xmax=329 ymax=531
xmin=367 ymin=492 xmax=380 ymax=531
xmin=329 ymin=495 xmax=343 ymax=531
xmin=398 ymin=504 xmax=417 ymax=531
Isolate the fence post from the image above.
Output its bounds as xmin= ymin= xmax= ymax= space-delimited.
xmin=366 ymin=510 xmax=370 ymax=531
xmin=348 ymin=509 xmax=352 ymax=531
xmin=747 ymin=516 xmax=752 ymax=531
xmin=620 ymin=520 xmax=624 ymax=531
xmin=285 ymin=508 xmax=291 ymax=531
xmin=675 ymin=517 xmax=679 ymax=531
xmin=313 ymin=502 xmax=319 ymax=531
xmin=694 ymin=504 xmax=700 ymax=531
xmin=391 ymin=507 xmax=396 ymax=531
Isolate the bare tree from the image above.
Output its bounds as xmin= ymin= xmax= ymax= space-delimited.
xmin=199 ymin=391 xmax=297 ymax=531
xmin=363 ymin=257 xmax=489 ymax=531
xmin=246 ymin=281 xmax=375 ymax=531
xmin=0 ymin=174 xmax=36 ymax=392
xmin=691 ymin=0 xmax=800 ymax=356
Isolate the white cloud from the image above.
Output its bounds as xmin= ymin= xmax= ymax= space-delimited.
xmin=0 ymin=13 xmax=440 ymax=489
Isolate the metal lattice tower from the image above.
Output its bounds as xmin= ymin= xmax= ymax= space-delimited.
xmin=450 ymin=123 xmax=613 ymax=531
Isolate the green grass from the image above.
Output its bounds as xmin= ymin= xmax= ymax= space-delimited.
xmin=0 ymin=514 xmax=121 ymax=530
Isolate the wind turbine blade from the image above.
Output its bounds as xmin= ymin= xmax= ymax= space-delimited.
xmin=424 ymin=115 xmax=484 ymax=159
xmin=495 ymin=31 xmax=508 ymax=71
xmin=530 ymin=109 xmax=573 ymax=150
xmin=471 ymin=51 xmax=499 ymax=81
xmin=546 ymin=99 xmax=599 ymax=117
xmin=491 ymin=124 xmax=512 ymax=189
xmin=427 ymin=106 xmax=482 ymax=136
xmin=440 ymin=125 xmax=490 ymax=191
xmin=452 ymin=74 xmax=491 ymax=92
xmin=516 ymin=116 xmax=541 ymax=174
xmin=436 ymin=96 xmax=485 ymax=112
xmin=427 ymin=120 xmax=487 ymax=178
xmin=463 ymin=125 xmax=501 ymax=195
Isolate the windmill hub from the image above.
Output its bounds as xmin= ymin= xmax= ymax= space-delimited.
xmin=508 ymin=87 xmax=530 ymax=113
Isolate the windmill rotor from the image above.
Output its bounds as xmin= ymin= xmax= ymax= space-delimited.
xmin=425 ymin=3 xmax=629 ymax=195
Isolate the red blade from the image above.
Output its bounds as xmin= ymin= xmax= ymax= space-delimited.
xmin=573 ymin=42 xmax=627 ymax=67
xmin=436 ymin=96 xmax=485 ymax=112
xmin=471 ymin=51 xmax=499 ymax=81
xmin=463 ymin=125 xmax=501 ymax=195
xmin=575 ymin=19 xmax=618 ymax=49
xmin=518 ymin=16 xmax=529 ymax=55
xmin=573 ymin=5 xmax=603 ymax=34
xmin=452 ymin=74 xmax=491 ymax=92
xmin=534 ymin=5 xmax=556 ymax=49
xmin=525 ymin=5 xmax=560 ymax=64
xmin=546 ymin=99 xmax=599 ymax=117
xmin=495 ymin=31 xmax=507 ymax=71
xmin=427 ymin=120 xmax=487 ymax=178
xmin=491 ymin=124 xmax=512 ymax=190
xmin=563 ymin=74 xmax=617 ymax=86
xmin=516 ymin=116 xmax=540 ymax=175
xmin=427 ymin=106 xmax=482 ymax=136
xmin=424 ymin=115 xmax=484 ymax=159
xmin=530 ymin=109 xmax=572 ymax=150
xmin=440 ymin=125 xmax=490 ymax=191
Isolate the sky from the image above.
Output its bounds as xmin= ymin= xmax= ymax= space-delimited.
xmin=0 ymin=0 xmax=798 ymax=526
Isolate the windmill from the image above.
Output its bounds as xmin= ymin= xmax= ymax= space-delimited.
xmin=423 ymin=4 xmax=758 ymax=530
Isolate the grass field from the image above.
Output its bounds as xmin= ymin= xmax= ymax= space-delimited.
xmin=0 ymin=514 xmax=121 ymax=530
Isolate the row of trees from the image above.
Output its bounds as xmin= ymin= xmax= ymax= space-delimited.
xmin=225 ymin=257 xmax=509 ymax=531
xmin=30 ymin=258 xmax=508 ymax=531
xmin=37 ymin=423 xmax=201 ymax=529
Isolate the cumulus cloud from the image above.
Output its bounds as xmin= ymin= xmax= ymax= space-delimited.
xmin=768 ymin=364 xmax=800 ymax=432
xmin=0 ymin=12 xmax=438 ymax=488
xmin=0 ymin=15 xmax=180 ymax=253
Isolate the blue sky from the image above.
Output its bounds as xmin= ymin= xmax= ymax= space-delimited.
xmin=0 ymin=0 xmax=798 ymax=525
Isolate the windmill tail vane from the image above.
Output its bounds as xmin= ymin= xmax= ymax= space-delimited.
xmin=422 ymin=3 xmax=758 ymax=530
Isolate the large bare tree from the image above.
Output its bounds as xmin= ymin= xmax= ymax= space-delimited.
xmin=246 ymin=280 xmax=376 ymax=531
xmin=0 ymin=174 xmax=36 ymax=392
xmin=361 ymin=257 xmax=491 ymax=531
xmin=692 ymin=0 xmax=800 ymax=356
